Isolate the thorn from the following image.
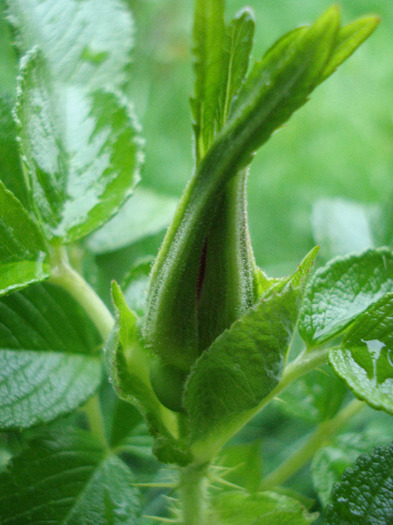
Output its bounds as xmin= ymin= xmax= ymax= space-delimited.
xmin=211 ymin=476 xmax=244 ymax=490
xmin=130 ymin=481 xmax=177 ymax=489
xmin=274 ymin=396 xmax=288 ymax=405
xmin=142 ymin=515 xmax=179 ymax=523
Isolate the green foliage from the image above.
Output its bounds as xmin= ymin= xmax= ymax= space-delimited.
xmin=0 ymin=283 xmax=102 ymax=429
xmin=325 ymin=443 xmax=393 ymax=524
xmin=0 ymin=0 xmax=389 ymax=522
xmin=0 ymin=426 xmax=141 ymax=524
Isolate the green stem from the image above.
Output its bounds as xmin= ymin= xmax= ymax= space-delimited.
xmin=179 ymin=463 xmax=209 ymax=525
xmin=85 ymin=394 xmax=108 ymax=448
xmin=49 ymin=246 xmax=114 ymax=341
xmin=259 ymin=398 xmax=364 ymax=490
xmin=191 ymin=348 xmax=330 ymax=464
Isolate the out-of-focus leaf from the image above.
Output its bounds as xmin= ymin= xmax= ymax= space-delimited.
xmin=16 ymin=50 xmax=143 ymax=242
xmin=0 ymin=282 xmax=102 ymax=430
xmin=122 ymin=257 xmax=153 ymax=318
xmin=299 ymin=248 xmax=393 ymax=345
xmin=0 ymin=426 xmax=141 ymax=524
xmin=209 ymin=490 xmax=316 ymax=524
xmin=87 ymin=188 xmax=177 ymax=254
xmin=311 ymin=198 xmax=375 ymax=259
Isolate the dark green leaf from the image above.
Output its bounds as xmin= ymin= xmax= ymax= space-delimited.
xmin=278 ymin=366 xmax=346 ymax=424
xmin=0 ymin=179 xmax=49 ymax=294
xmin=87 ymin=188 xmax=177 ymax=255
xmin=325 ymin=443 xmax=393 ymax=524
xmin=185 ymin=249 xmax=316 ymax=443
xmin=0 ymin=282 xmax=102 ymax=429
xmin=0 ymin=93 xmax=28 ymax=207
xmin=6 ymin=0 xmax=135 ymax=91
xmin=299 ymin=248 xmax=393 ymax=345
xmin=328 ymin=292 xmax=393 ymax=414
xmin=312 ymin=432 xmax=384 ymax=507
xmin=210 ymin=490 xmax=316 ymax=525
xmin=16 ymin=50 xmax=143 ymax=241
xmin=0 ymin=426 xmax=141 ymax=524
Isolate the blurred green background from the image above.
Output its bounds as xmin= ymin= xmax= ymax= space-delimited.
xmin=1 ymin=0 xmax=392 ymax=278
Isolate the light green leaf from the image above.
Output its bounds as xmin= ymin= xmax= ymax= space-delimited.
xmin=0 ymin=180 xmax=49 ymax=295
xmin=319 ymin=16 xmax=380 ymax=84
xmin=299 ymin=248 xmax=393 ymax=345
xmin=191 ymin=0 xmax=226 ymax=159
xmin=108 ymin=282 xmax=190 ymax=466
xmin=0 ymin=93 xmax=28 ymax=207
xmin=16 ymin=50 xmax=143 ymax=242
xmin=312 ymin=433 xmax=383 ymax=507
xmin=328 ymin=292 xmax=393 ymax=414
xmin=209 ymin=490 xmax=316 ymax=525
xmin=87 ymin=188 xmax=177 ymax=255
xmin=278 ymin=366 xmax=346 ymax=424
xmin=0 ymin=282 xmax=102 ymax=430
xmin=311 ymin=198 xmax=375 ymax=259
xmin=325 ymin=443 xmax=393 ymax=524
xmin=0 ymin=426 xmax=141 ymax=524
xmin=6 ymin=0 xmax=134 ymax=91
xmin=185 ymin=250 xmax=316 ymax=443
xmin=122 ymin=257 xmax=153 ymax=318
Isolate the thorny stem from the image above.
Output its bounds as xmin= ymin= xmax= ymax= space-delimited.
xmin=179 ymin=463 xmax=209 ymax=525
xmin=259 ymin=398 xmax=365 ymax=490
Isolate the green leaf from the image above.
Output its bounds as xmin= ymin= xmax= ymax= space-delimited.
xmin=16 ymin=50 xmax=143 ymax=242
xmin=319 ymin=16 xmax=380 ymax=84
xmin=325 ymin=443 xmax=393 ymax=524
xmin=328 ymin=292 xmax=393 ymax=414
xmin=0 ymin=426 xmax=141 ymax=524
xmin=299 ymin=248 xmax=393 ymax=345
xmin=311 ymin=198 xmax=375 ymax=260
xmin=122 ymin=257 xmax=154 ymax=318
xmin=0 ymin=93 xmax=28 ymax=207
xmin=278 ymin=366 xmax=346 ymax=424
xmin=209 ymin=490 xmax=316 ymax=525
xmin=312 ymin=432 xmax=384 ymax=507
xmin=6 ymin=0 xmax=135 ymax=91
xmin=191 ymin=0 xmax=226 ymax=159
xmin=185 ymin=250 xmax=316 ymax=444
xmin=108 ymin=282 xmax=190 ymax=466
xmin=0 ymin=180 xmax=49 ymax=295
xmin=87 ymin=188 xmax=177 ymax=255
xmin=0 ymin=282 xmax=102 ymax=430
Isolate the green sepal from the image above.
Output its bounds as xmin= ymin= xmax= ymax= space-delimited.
xmin=107 ymin=282 xmax=192 ymax=465
xmin=185 ymin=248 xmax=318 ymax=452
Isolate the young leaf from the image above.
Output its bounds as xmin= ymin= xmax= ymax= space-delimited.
xmin=325 ymin=443 xmax=393 ymax=524
xmin=121 ymin=257 xmax=154 ymax=318
xmin=0 ymin=283 xmax=102 ymax=430
xmin=16 ymin=50 xmax=143 ymax=242
xmin=185 ymin=249 xmax=316 ymax=444
xmin=328 ymin=292 xmax=393 ymax=415
xmin=191 ymin=0 xmax=226 ymax=159
xmin=0 ymin=180 xmax=50 ymax=295
xmin=299 ymin=248 xmax=393 ymax=346
xmin=312 ymin=432 xmax=384 ymax=507
xmin=6 ymin=0 xmax=135 ymax=91
xmin=87 ymin=188 xmax=177 ymax=255
xmin=210 ymin=490 xmax=316 ymax=525
xmin=108 ymin=282 xmax=190 ymax=466
xmin=0 ymin=426 xmax=141 ymax=524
